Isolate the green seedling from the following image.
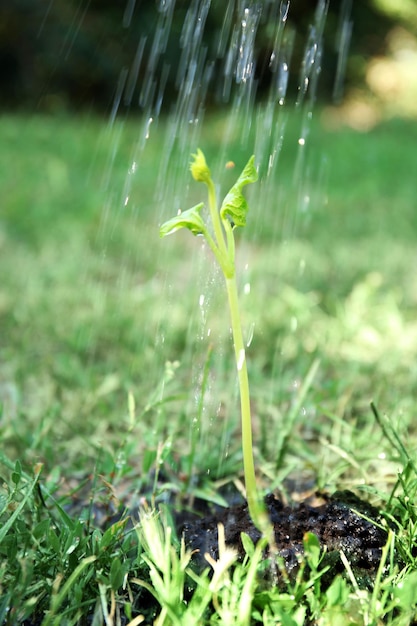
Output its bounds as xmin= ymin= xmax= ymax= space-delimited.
xmin=160 ymin=149 xmax=266 ymax=532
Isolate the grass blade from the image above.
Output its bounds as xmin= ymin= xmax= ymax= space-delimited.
xmin=0 ymin=465 xmax=42 ymax=544
xmin=42 ymin=555 xmax=97 ymax=625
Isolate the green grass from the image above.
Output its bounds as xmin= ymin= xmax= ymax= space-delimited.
xmin=1 ymin=111 xmax=417 ymax=624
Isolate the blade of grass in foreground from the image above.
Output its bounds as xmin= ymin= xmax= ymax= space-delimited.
xmin=42 ymin=555 xmax=97 ymax=626
xmin=0 ymin=464 xmax=43 ymax=544
xmin=275 ymin=358 xmax=320 ymax=470
xmin=371 ymin=402 xmax=417 ymax=474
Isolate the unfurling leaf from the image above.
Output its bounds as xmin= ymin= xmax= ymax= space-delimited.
xmin=220 ymin=155 xmax=258 ymax=228
xmin=190 ymin=149 xmax=211 ymax=183
xmin=159 ymin=203 xmax=206 ymax=238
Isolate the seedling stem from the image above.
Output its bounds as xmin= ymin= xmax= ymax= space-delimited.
xmin=160 ymin=149 xmax=268 ymax=534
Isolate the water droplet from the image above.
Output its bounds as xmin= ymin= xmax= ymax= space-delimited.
xmin=236 ymin=5 xmax=261 ymax=85
xmin=237 ymin=348 xmax=246 ymax=371
xmin=298 ymin=137 xmax=306 ymax=146
xmin=123 ymin=0 xmax=137 ymax=28
xmin=243 ymin=282 xmax=251 ymax=295
xmin=109 ymin=68 xmax=128 ymax=125
xmin=246 ymin=322 xmax=255 ymax=347
xmin=280 ymin=1 xmax=290 ymax=22
xmin=333 ymin=0 xmax=353 ymax=102
xmin=124 ymin=37 xmax=146 ymax=105
xmin=199 ymin=294 xmax=205 ymax=307
xmin=145 ymin=116 xmax=154 ymax=139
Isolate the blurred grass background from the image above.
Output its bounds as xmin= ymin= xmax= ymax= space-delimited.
xmin=1 ymin=111 xmax=416 ymax=497
xmin=2 ymin=0 xmax=417 ymax=505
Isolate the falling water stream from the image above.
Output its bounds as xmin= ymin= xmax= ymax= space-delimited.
xmin=122 ymin=0 xmax=330 ymax=218
xmin=105 ymin=0 xmax=347 ymax=479
xmin=75 ymin=0 xmax=363 ymax=528
xmin=94 ymin=1 xmax=397 ymax=603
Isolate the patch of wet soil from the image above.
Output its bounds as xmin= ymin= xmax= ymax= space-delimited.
xmin=182 ymin=490 xmax=388 ymax=582
xmin=56 ymin=476 xmax=390 ymax=579
xmin=20 ymin=485 xmax=390 ymax=625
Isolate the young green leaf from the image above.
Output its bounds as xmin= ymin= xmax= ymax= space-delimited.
xmin=240 ymin=531 xmax=255 ymax=558
xmin=220 ymin=155 xmax=258 ymax=228
xmin=190 ymin=149 xmax=211 ymax=184
xmin=160 ymin=203 xmax=206 ymax=238
xmin=303 ymin=531 xmax=321 ymax=570
xmin=110 ymin=556 xmax=125 ymax=591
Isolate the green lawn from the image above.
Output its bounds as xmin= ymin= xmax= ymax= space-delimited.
xmin=1 ymin=112 xmax=417 ymax=624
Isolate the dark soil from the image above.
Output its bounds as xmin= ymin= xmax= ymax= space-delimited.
xmin=57 ymin=475 xmax=390 ymax=579
xmin=182 ymin=490 xmax=388 ymax=584
xmin=20 ymin=481 xmax=391 ymax=625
